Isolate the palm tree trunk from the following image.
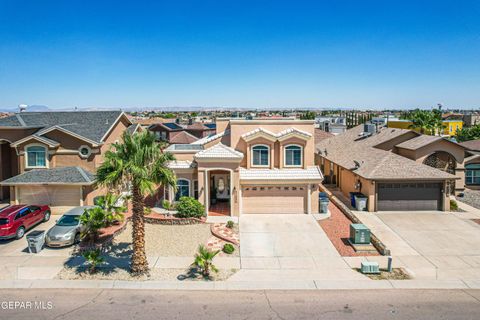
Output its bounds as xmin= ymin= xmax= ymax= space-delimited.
xmin=130 ymin=184 xmax=149 ymax=275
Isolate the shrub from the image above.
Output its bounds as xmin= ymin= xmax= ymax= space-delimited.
xmin=450 ymin=199 xmax=458 ymax=211
xmin=144 ymin=207 xmax=152 ymax=215
xmin=223 ymin=243 xmax=235 ymax=254
xmin=175 ymin=197 xmax=204 ymax=218
xmin=79 ymin=207 xmax=107 ymax=243
xmin=226 ymin=220 xmax=234 ymax=229
xmin=192 ymin=245 xmax=220 ymax=277
xmin=94 ymin=193 xmax=126 ymax=226
xmin=162 ymin=199 xmax=171 ymax=210
xmin=82 ymin=249 xmax=105 ymax=274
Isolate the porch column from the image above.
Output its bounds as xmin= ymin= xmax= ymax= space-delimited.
xmin=307 ymin=184 xmax=312 ymax=214
xmin=204 ymin=170 xmax=209 ymax=216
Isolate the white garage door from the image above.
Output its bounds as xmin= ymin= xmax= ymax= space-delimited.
xmin=242 ymin=185 xmax=306 ymax=214
xmin=18 ymin=186 xmax=81 ymax=207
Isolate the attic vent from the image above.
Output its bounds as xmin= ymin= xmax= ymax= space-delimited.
xmin=105 ymin=119 xmax=109 ymax=125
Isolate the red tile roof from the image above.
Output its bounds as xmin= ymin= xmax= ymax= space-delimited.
xmin=169 ymin=131 xmax=199 ymax=144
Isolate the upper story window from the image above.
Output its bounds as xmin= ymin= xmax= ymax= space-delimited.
xmin=26 ymin=145 xmax=47 ymax=168
xmin=252 ymin=145 xmax=270 ymax=167
xmin=284 ymin=145 xmax=302 ymax=167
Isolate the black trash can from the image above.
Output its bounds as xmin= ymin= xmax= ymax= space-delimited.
xmin=26 ymin=230 xmax=45 ymax=253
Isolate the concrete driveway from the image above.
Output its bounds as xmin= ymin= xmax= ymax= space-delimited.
xmin=357 ymin=210 xmax=480 ymax=282
xmin=0 ymin=218 xmax=73 ymax=280
xmin=229 ymin=214 xmax=365 ymax=282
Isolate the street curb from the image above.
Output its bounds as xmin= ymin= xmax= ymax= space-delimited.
xmin=0 ymin=279 xmax=476 ymax=290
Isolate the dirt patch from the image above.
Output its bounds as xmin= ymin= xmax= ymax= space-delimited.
xmin=56 ymin=266 xmax=237 ymax=281
xmin=354 ymin=268 xmax=411 ymax=280
xmin=115 ymin=223 xmax=212 ymax=256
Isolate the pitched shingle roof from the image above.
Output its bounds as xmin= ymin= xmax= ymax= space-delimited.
xmin=0 ymin=167 xmax=95 ymax=185
xmin=460 ymin=139 xmax=480 ymax=151
xmin=395 ymin=135 xmax=443 ymax=150
xmin=194 ymin=143 xmax=243 ymax=160
xmin=316 ymin=125 xmax=457 ymax=180
xmin=240 ymin=167 xmax=323 ymax=181
xmin=0 ymin=111 xmax=126 ymax=143
xmin=192 ymin=130 xmax=229 ymax=145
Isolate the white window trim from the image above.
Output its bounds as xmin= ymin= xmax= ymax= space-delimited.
xmin=175 ymin=178 xmax=191 ymax=200
xmin=284 ymin=144 xmax=303 ymax=168
xmin=24 ymin=143 xmax=49 ymax=169
xmin=251 ymin=144 xmax=270 ymax=168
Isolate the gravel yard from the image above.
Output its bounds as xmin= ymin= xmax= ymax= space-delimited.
xmin=114 ymin=223 xmax=213 ymax=256
xmin=457 ymin=189 xmax=480 ymax=209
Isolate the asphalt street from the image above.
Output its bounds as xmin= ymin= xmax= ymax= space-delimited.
xmin=1 ymin=289 xmax=480 ymax=320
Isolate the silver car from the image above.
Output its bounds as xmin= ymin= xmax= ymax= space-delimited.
xmin=45 ymin=206 xmax=94 ymax=247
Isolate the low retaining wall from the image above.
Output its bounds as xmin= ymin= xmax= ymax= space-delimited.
xmin=319 ymin=185 xmax=391 ymax=256
xmin=144 ymin=215 xmax=204 ymax=225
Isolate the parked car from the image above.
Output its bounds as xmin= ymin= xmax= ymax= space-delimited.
xmin=0 ymin=205 xmax=51 ymax=240
xmin=45 ymin=206 xmax=94 ymax=248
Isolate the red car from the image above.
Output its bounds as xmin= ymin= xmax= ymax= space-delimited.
xmin=0 ymin=205 xmax=51 ymax=240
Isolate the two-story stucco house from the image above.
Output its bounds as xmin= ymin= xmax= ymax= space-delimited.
xmin=164 ymin=118 xmax=323 ymax=216
xmin=0 ymin=111 xmax=133 ymax=213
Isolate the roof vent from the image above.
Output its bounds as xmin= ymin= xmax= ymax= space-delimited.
xmin=363 ymin=123 xmax=377 ymax=134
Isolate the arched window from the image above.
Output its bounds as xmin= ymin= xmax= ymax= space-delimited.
xmin=175 ymin=179 xmax=190 ymax=201
xmin=251 ymin=145 xmax=270 ymax=167
xmin=284 ymin=145 xmax=302 ymax=167
xmin=26 ymin=145 xmax=47 ymax=168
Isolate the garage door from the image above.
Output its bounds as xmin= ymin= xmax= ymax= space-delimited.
xmin=18 ymin=186 xmax=81 ymax=207
xmin=242 ymin=185 xmax=305 ymax=214
xmin=377 ymin=182 xmax=442 ymax=211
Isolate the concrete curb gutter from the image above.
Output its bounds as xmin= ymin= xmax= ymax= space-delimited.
xmin=0 ymin=279 xmax=477 ymax=290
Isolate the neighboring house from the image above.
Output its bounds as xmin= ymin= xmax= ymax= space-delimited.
xmin=0 ymin=111 xmax=132 ymax=213
xmin=149 ymin=122 xmax=184 ymax=142
xmin=315 ymin=116 xmax=347 ymax=135
xmin=460 ymin=139 xmax=480 ymax=190
xmin=316 ymin=124 xmax=465 ymax=212
xmin=388 ymin=119 xmax=463 ymax=136
xmin=184 ymin=122 xmax=216 ymax=139
xmin=163 ymin=118 xmax=323 ymax=216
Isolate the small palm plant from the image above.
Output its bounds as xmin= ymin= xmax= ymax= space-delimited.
xmin=192 ymin=245 xmax=220 ymax=278
xmin=79 ymin=207 xmax=107 ymax=243
xmin=82 ymin=249 xmax=105 ymax=274
xmin=95 ymin=193 xmax=127 ymax=225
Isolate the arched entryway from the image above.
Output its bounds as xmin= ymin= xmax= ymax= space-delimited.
xmin=205 ymin=168 xmax=233 ymax=216
xmin=423 ymin=151 xmax=456 ymax=194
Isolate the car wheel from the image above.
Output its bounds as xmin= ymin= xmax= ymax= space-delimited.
xmin=74 ymin=233 xmax=81 ymax=245
xmin=43 ymin=210 xmax=51 ymax=222
xmin=15 ymin=227 xmax=25 ymax=239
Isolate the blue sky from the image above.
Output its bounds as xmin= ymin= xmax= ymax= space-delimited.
xmin=0 ymin=0 xmax=479 ymax=109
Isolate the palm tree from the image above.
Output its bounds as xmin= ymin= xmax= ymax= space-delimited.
xmin=96 ymin=130 xmax=176 ymax=275
xmin=409 ymin=109 xmax=433 ymax=134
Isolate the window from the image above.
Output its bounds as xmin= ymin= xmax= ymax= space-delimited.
xmin=284 ymin=145 xmax=302 ymax=167
xmin=252 ymin=145 xmax=269 ymax=166
xmin=26 ymin=145 xmax=47 ymax=167
xmin=466 ymin=164 xmax=480 ymax=185
xmin=175 ymin=179 xmax=190 ymax=201
xmin=79 ymin=145 xmax=92 ymax=158
xmin=14 ymin=207 xmax=31 ymax=220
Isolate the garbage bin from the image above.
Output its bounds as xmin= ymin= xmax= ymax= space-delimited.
xmin=26 ymin=230 xmax=45 ymax=253
xmin=319 ymin=197 xmax=329 ymax=213
xmin=349 ymin=192 xmax=356 ymax=207
xmin=354 ymin=194 xmax=368 ymax=211
xmin=319 ymin=192 xmax=328 ymax=200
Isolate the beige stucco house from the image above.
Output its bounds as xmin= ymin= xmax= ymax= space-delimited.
xmin=0 ymin=111 xmax=134 ymax=213
xmin=164 ymin=119 xmax=323 ymax=216
xmin=316 ymin=124 xmax=465 ymax=212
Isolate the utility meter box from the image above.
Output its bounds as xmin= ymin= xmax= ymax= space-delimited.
xmin=349 ymin=223 xmax=371 ymax=244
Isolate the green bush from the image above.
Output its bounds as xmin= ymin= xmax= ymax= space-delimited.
xmin=175 ymin=197 xmax=205 ymax=218
xmin=450 ymin=199 xmax=458 ymax=211
xmin=82 ymin=249 xmax=105 ymax=274
xmin=226 ymin=220 xmax=234 ymax=229
xmin=223 ymin=243 xmax=235 ymax=254
xmin=162 ymin=199 xmax=171 ymax=210
xmin=144 ymin=207 xmax=152 ymax=215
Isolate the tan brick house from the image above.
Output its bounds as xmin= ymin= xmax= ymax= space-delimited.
xmin=164 ymin=119 xmax=323 ymax=216
xmin=0 ymin=111 xmax=133 ymax=213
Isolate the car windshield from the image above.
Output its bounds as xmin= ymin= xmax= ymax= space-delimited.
xmin=56 ymin=215 xmax=80 ymax=227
